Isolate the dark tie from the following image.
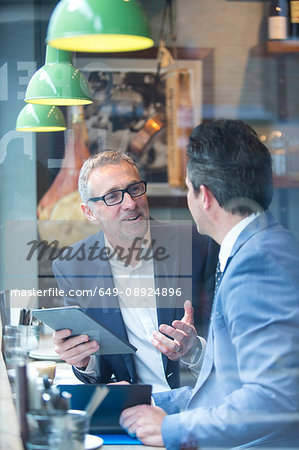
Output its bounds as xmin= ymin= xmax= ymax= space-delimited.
xmin=214 ymin=260 xmax=223 ymax=297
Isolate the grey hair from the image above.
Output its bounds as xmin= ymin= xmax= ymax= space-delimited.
xmin=78 ymin=150 xmax=138 ymax=202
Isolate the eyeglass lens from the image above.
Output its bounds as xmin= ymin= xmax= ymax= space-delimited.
xmin=105 ymin=182 xmax=146 ymax=205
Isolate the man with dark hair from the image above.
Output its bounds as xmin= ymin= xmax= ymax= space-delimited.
xmin=120 ymin=119 xmax=299 ymax=448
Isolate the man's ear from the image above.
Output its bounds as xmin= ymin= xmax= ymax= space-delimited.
xmin=80 ymin=203 xmax=99 ymax=224
xmin=200 ymin=185 xmax=213 ymax=210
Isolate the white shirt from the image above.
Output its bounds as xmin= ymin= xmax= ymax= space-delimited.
xmin=219 ymin=213 xmax=261 ymax=272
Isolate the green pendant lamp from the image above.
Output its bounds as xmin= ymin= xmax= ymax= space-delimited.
xmin=16 ymin=104 xmax=66 ymax=132
xmin=46 ymin=0 xmax=154 ymax=53
xmin=25 ymin=46 xmax=93 ymax=105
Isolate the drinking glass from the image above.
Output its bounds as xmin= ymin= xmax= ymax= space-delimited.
xmin=26 ymin=410 xmax=89 ymax=450
xmin=4 ymin=324 xmax=41 ymax=355
xmin=2 ymin=333 xmax=26 ymax=368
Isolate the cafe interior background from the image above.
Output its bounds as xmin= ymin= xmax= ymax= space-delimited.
xmin=1 ymin=0 xmax=299 ymax=333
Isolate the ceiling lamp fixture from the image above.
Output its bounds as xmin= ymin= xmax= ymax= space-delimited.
xmin=16 ymin=104 xmax=66 ymax=132
xmin=46 ymin=0 xmax=154 ymax=53
xmin=25 ymin=46 xmax=93 ymax=105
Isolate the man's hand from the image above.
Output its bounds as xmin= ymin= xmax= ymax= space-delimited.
xmin=120 ymin=404 xmax=166 ymax=446
xmin=151 ymin=300 xmax=198 ymax=361
xmin=52 ymin=329 xmax=99 ymax=369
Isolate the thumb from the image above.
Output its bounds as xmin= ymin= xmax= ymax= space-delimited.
xmin=182 ymin=300 xmax=194 ymax=325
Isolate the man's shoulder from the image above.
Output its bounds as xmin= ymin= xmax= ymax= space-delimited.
xmin=239 ymin=211 xmax=298 ymax=250
xmin=52 ymin=229 xmax=105 ymax=270
xmin=233 ymin=212 xmax=299 ymax=270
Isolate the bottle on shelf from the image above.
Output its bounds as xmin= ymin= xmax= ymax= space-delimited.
xmin=268 ymin=0 xmax=289 ymax=40
xmin=289 ymin=0 xmax=299 ymax=39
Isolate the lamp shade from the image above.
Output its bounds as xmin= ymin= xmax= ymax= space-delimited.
xmin=16 ymin=104 xmax=66 ymax=132
xmin=46 ymin=0 xmax=154 ymax=52
xmin=25 ymin=46 xmax=93 ymax=105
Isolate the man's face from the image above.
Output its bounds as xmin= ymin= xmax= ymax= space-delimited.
xmin=83 ymin=162 xmax=149 ymax=247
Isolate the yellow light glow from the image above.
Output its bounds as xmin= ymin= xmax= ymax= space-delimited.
xmin=25 ymin=98 xmax=93 ymax=106
xmin=48 ymin=34 xmax=154 ymax=52
xmin=16 ymin=126 xmax=66 ymax=132
xmin=149 ymin=119 xmax=161 ymax=131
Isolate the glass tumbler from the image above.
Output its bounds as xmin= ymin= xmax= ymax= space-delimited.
xmin=2 ymin=333 xmax=26 ymax=368
xmin=26 ymin=409 xmax=89 ymax=450
xmin=4 ymin=324 xmax=41 ymax=355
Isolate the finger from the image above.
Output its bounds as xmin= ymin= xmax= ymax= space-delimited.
xmin=152 ymin=331 xmax=182 ymax=353
xmin=60 ymin=340 xmax=99 ymax=366
xmin=120 ymin=413 xmax=137 ymax=432
xmin=153 ymin=330 xmax=182 ymax=350
xmin=107 ymin=380 xmax=130 ymax=385
xmin=55 ymin=334 xmax=91 ymax=353
xmin=182 ymin=300 xmax=194 ymax=325
xmin=66 ymin=349 xmax=94 ymax=367
xmin=158 ymin=324 xmax=186 ymax=341
xmin=120 ymin=405 xmax=152 ymax=434
xmin=172 ymin=320 xmax=196 ymax=335
xmin=120 ymin=406 xmax=141 ymax=429
xmin=52 ymin=329 xmax=72 ymax=344
xmin=151 ymin=336 xmax=175 ymax=359
xmin=60 ymin=339 xmax=98 ymax=358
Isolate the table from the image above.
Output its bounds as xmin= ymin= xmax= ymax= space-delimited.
xmin=0 ymin=350 xmax=23 ymax=450
xmin=0 ymin=332 xmax=165 ymax=449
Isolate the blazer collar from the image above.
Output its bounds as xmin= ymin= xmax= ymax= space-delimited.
xmin=229 ymin=211 xmax=275 ymax=263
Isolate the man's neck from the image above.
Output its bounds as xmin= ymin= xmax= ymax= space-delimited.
xmin=212 ymin=209 xmax=249 ymax=245
xmin=105 ymin=234 xmax=149 ymax=268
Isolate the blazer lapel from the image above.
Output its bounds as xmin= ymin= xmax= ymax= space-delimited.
xmin=152 ymin=221 xmax=193 ymax=374
xmin=152 ymin=224 xmax=178 ymax=372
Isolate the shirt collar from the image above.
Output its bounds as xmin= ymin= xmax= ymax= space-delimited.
xmin=219 ymin=212 xmax=260 ymax=272
xmin=104 ymin=227 xmax=152 ymax=270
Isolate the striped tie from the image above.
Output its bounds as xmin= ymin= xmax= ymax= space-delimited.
xmin=214 ymin=260 xmax=223 ymax=297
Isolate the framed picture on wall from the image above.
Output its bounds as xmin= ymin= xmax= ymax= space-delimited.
xmin=76 ymin=47 xmax=213 ymax=184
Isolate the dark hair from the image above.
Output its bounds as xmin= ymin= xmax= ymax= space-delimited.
xmin=187 ymin=119 xmax=273 ymax=215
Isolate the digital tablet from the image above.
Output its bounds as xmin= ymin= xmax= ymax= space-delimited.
xmin=57 ymin=384 xmax=152 ymax=434
xmin=32 ymin=306 xmax=136 ymax=355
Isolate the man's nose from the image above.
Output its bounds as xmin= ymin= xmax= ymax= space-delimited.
xmin=121 ymin=192 xmax=137 ymax=208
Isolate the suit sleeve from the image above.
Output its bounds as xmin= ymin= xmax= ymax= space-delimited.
xmin=153 ymin=386 xmax=193 ymax=414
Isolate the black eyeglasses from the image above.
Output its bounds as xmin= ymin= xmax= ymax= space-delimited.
xmin=88 ymin=181 xmax=147 ymax=206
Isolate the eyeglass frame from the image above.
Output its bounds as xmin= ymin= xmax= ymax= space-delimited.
xmin=87 ymin=180 xmax=147 ymax=206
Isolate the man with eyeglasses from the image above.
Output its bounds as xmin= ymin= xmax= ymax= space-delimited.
xmin=52 ymin=150 xmax=218 ymax=391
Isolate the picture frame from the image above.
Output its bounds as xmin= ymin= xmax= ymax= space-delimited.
xmin=75 ymin=47 xmax=213 ymax=184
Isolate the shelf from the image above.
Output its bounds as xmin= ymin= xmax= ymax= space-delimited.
xmin=273 ymin=175 xmax=299 ymax=188
xmin=146 ymin=178 xmax=299 ymax=209
xmin=252 ymin=41 xmax=299 ymax=57
xmin=148 ymin=196 xmax=188 ymax=208
xmin=147 ymin=183 xmax=188 ymax=208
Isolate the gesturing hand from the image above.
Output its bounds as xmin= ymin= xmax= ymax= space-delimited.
xmin=151 ymin=300 xmax=198 ymax=361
